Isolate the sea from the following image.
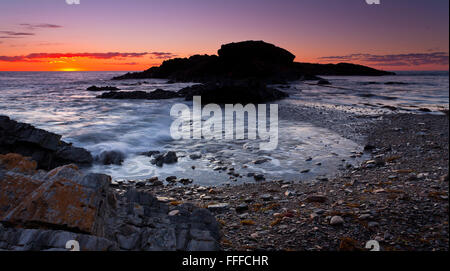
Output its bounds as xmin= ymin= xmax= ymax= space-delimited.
xmin=0 ymin=71 xmax=448 ymax=185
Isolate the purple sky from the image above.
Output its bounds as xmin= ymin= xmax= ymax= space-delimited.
xmin=0 ymin=0 xmax=448 ymax=71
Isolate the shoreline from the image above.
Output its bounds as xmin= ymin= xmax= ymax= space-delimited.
xmin=114 ymin=112 xmax=449 ymax=251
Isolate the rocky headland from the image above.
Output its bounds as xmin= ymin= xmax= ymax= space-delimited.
xmin=112 ymin=40 xmax=394 ymax=83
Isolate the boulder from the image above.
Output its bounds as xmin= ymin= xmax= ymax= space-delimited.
xmin=0 ymin=115 xmax=93 ymax=170
xmin=178 ymin=80 xmax=288 ymax=104
xmin=0 ymin=154 xmax=221 ymax=251
xmin=95 ymin=150 xmax=125 ymax=165
xmin=150 ymin=151 xmax=178 ymax=167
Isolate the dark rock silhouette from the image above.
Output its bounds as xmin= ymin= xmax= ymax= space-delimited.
xmin=97 ymin=88 xmax=181 ymax=100
xmin=87 ymin=85 xmax=120 ymax=91
xmin=0 ymin=115 xmax=93 ymax=170
xmin=178 ymin=80 xmax=288 ymax=104
xmin=317 ymin=79 xmax=332 ymax=85
xmin=97 ymin=80 xmax=288 ymax=104
xmin=112 ymin=40 xmax=394 ymax=83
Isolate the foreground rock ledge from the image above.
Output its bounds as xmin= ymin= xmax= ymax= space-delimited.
xmin=0 ymin=115 xmax=93 ymax=170
xmin=0 ymin=153 xmax=221 ymax=251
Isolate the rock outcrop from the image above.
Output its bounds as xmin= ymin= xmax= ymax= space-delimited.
xmin=0 ymin=116 xmax=93 ymax=170
xmin=0 ymin=153 xmax=221 ymax=251
xmin=86 ymin=85 xmax=120 ymax=92
xmin=97 ymin=80 xmax=288 ymax=104
xmin=178 ymin=80 xmax=288 ymax=104
xmin=97 ymin=89 xmax=181 ymax=100
xmin=112 ymin=40 xmax=394 ymax=83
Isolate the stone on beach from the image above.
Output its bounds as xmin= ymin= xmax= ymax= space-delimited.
xmin=95 ymin=150 xmax=125 ymax=165
xmin=151 ymin=151 xmax=178 ymax=167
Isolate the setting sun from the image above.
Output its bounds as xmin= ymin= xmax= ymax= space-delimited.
xmin=59 ymin=68 xmax=80 ymax=72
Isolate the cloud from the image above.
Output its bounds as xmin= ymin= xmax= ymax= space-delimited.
xmin=318 ymin=52 xmax=449 ymax=66
xmin=20 ymin=23 xmax=63 ymax=29
xmin=150 ymin=52 xmax=177 ymax=59
xmin=112 ymin=62 xmax=139 ymax=65
xmin=0 ymin=36 xmax=21 ymax=39
xmin=0 ymin=31 xmax=35 ymax=36
xmin=0 ymin=52 xmax=175 ymax=62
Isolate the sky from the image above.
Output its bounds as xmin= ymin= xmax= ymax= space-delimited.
xmin=0 ymin=0 xmax=448 ymax=71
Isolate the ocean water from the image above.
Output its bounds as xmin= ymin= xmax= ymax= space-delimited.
xmin=0 ymin=71 xmax=448 ymax=185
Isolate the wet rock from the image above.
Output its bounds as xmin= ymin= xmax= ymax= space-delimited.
xmin=151 ymin=151 xmax=178 ymax=167
xmin=189 ymin=153 xmax=202 ymax=160
xmin=147 ymin=177 xmax=163 ymax=186
xmin=86 ymin=85 xmax=119 ymax=92
xmin=0 ymin=115 xmax=93 ymax=170
xmin=253 ymin=158 xmax=271 ymax=164
xmin=317 ymin=79 xmax=331 ymax=85
xmin=95 ymin=150 xmax=125 ymax=165
xmin=140 ymin=150 xmax=160 ymax=157
xmin=166 ymin=176 xmax=177 ymax=183
xmin=179 ymin=178 xmax=193 ymax=185
xmin=97 ymin=89 xmax=180 ymax=100
xmin=254 ymin=174 xmax=265 ymax=181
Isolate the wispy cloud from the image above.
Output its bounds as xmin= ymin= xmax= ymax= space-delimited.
xmin=20 ymin=23 xmax=63 ymax=29
xmin=318 ymin=52 xmax=449 ymax=66
xmin=0 ymin=52 xmax=175 ymax=62
xmin=111 ymin=62 xmax=139 ymax=65
xmin=0 ymin=36 xmax=21 ymax=39
xmin=0 ymin=31 xmax=35 ymax=36
xmin=150 ymin=52 xmax=177 ymax=59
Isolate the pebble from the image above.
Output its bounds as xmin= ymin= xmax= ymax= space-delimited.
xmin=359 ymin=214 xmax=371 ymax=220
xmin=330 ymin=216 xmax=344 ymax=225
xmin=236 ymin=204 xmax=249 ymax=213
xmin=254 ymin=174 xmax=265 ymax=181
xmin=260 ymin=194 xmax=273 ymax=201
xmin=168 ymin=210 xmax=179 ymax=216
xmin=284 ymin=190 xmax=294 ymax=197
xmin=207 ymin=203 xmax=230 ymax=212
xmin=166 ymin=176 xmax=177 ymax=183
